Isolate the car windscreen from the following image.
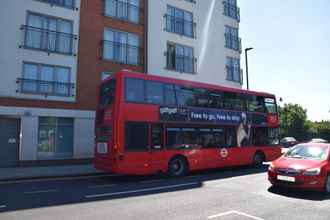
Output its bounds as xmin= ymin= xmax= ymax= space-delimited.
xmin=284 ymin=145 xmax=328 ymax=160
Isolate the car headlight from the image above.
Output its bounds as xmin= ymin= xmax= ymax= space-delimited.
xmin=302 ymin=168 xmax=321 ymax=176
xmin=268 ymin=163 xmax=275 ymax=171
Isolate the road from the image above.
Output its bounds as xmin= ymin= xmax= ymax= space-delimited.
xmin=0 ymin=166 xmax=329 ymax=220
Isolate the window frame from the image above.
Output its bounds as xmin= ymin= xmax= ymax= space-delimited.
xmin=103 ymin=28 xmax=140 ymax=65
xmin=21 ymin=61 xmax=72 ymax=97
xmin=104 ymin=0 xmax=140 ymax=24
xmin=24 ymin=12 xmax=75 ymax=55
xmin=166 ymin=42 xmax=196 ymax=74
xmin=36 ymin=0 xmax=76 ymax=10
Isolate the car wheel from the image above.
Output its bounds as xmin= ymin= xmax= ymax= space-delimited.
xmin=324 ymin=174 xmax=330 ymax=194
xmin=253 ymin=152 xmax=265 ymax=167
xmin=168 ymin=156 xmax=188 ymax=177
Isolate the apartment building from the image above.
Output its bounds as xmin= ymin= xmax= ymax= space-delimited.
xmin=0 ymin=0 xmax=95 ymax=167
xmin=0 ymin=0 xmax=241 ymax=167
xmin=147 ymin=0 xmax=242 ymax=88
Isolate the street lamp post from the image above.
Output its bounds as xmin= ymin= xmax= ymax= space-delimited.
xmin=245 ymin=47 xmax=253 ymax=90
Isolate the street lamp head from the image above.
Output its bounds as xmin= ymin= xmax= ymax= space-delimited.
xmin=245 ymin=47 xmax=254 ymax=52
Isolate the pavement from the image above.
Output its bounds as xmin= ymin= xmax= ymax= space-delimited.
xmin=0 ymin=164 xmax=106 ymax=182
xmin=0 ymin=166 xmax=329 ymax=220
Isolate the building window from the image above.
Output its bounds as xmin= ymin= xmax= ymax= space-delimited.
xmin=105 ymin=0 xmax=140 ymax=23
xmin=23 ymin=13 xmax=76 ymax=55
xmin=37 ymin=0 xmax=75 ymax=9
xmin=223 ymin=0 xmax=240 ymax=21
xmin=18 ymin=62 xmax=74 ymax=97
xmin=165 ymin=6 xmax=195 ymax=38
xmin=225 ymin=26 xmax=241 ymax=52
xmin=226 ymin=57 xmax=241 ymax=83
xmin=38 ymin=117 xmax=74 ymax=159
xmin=166 ymin=43 xmax=195 ymax=74
xmin=103 ymin=29 xmax=140 ymax=65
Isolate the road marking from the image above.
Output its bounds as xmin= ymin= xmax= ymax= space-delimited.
xmin=208 ymin=210 xmax=265 ymax=220
xmin=85 ymin=182 xmax=199 ymax=199
xmin=0 ymin=174 xmax=121 ymax=185
xmin=24 ymin=189 xmax=59 ymax=194
xmin=208 ymin=210 xmax=236 ymax=219
xmin=88 ymin=184 xmax=117 ymax=189
xmin=0 ymin=205 xmax=6 ymax=209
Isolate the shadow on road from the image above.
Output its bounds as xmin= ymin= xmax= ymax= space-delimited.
xmin=0 ymin=165 xmax=267 ymax=213
xmin=267 ymin=185 xmax=329 ymax=201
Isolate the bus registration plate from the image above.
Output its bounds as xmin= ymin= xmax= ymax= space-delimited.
xmin=277 ymin=175 xmax=295 ymax=182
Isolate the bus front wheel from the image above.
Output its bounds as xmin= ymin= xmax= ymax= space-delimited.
xmin=168 ymin=156 xmax=189 ymax=177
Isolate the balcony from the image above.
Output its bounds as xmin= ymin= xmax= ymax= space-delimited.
xmin=102 ymin=40 xmax=143 ymax=66
xmin=20 ymin=25 xmax=78 ymax=56
xmin=16 ymin=78 xmax=75 ymax=97
xmin=223 ymin=1 xmax=240 ymax=22
xmin=104 ymin=0 xmax=141 ymax=24
xmin=226 ymin=66 xmax=243 ymax=84
xmin=164 ymin=14 xmax=196 ymax=38
xmin=37 ymin=0 xmax=76 ymax=9
xmin=225 ymin=34 xmax=242 ymax=52
xmin=165 ymin=52 xmax=197 ymax=74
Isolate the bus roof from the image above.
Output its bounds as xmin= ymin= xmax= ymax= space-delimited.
xmin=103 ymin=70 xmax=276 ymax=98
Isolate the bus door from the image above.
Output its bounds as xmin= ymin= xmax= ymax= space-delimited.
xmin=222 ymin=127 xmax=245 ymax=166
xmin=149 ymin=124 xmax=167 ymax=173
xmin=123 ymin=122 xmax=152 ymax=174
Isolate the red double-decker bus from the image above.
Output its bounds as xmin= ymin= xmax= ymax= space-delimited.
xmin=94 ymin=70 xmax=282 ymax=176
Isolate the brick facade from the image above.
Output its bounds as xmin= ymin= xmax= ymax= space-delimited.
xmin=77 ymin=0 xmax=147 ymax=110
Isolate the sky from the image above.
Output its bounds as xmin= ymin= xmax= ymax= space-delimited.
xmin=238 ymin=0 xmax=330 ymax=121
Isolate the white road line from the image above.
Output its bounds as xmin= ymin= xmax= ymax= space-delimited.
xmin=208 ymin=210 xmax=265 ymax=220
xmin=24 ymin=189 xmax=59 ymax=194
xmin=0 ymin=174 xmax=121 ymax=185
xmin=88 ymin=184 xmax=117 ymax=189
xmin=0 ymin=205 xmax=7 ymax=209
xmin=208 ymin=210 xmax=235 ymax=219
xmin=85 ymin=182 xmax=199 ymax=199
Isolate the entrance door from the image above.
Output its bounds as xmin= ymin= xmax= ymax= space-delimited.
xmin=0 ymin=118 xmax=20 ymax=167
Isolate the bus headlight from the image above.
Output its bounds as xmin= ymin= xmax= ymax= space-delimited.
xmin=302 ymin=168 xmax=321 ymax=176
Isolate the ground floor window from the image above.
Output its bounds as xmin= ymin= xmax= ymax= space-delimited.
xmin=38 ymin=117 xmax=74 ymax=159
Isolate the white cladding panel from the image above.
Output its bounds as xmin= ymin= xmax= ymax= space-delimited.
xmin=148 ymin=0 xmax=241 ymax=88
xmin=0 ymin=0 xmax=81 ymax=102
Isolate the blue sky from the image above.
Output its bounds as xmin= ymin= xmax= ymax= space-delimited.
xmin=238 ymin=0 xmax=330 ymax=121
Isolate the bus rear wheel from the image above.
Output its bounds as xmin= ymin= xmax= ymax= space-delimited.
xmin=253 ymin=152 xmax=265 ymax=167
xmin=168 ymin=156 xmax=189 ymax=177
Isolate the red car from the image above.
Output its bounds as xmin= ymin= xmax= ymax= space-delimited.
xmin=268 ymin=143 xmax=330 ymax=193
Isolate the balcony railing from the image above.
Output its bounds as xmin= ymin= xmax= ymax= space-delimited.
xmin=165 ymin=52 xmax=197 ymax=74
xmin=164 ymin=14 xmax=196 ymax=38
xmin=226 ymin=66 xmax=243 ymax=84
xmin=223 ymin=1 xmax=240 ymax=22
xmin=37 ymin=0 xmax=76 ymax=9
xmin=225 ymin=34 xmax=242 ymax=52
xmin=103 ymin=40 xmax=143 ymax=66
xmin=20 ymin=25 xmax=78 ymax=55
xmin=16 ymin=78 xmax=75 ymax=97
xmin=104 ymin=0 xmax=141 ymax=24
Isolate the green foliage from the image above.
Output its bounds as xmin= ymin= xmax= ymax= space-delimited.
xmin=279 ymin=103 xmax=330 ymax=141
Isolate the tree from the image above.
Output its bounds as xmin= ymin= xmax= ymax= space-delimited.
xmin=279 ymin=103 xmax=309 ymax=140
